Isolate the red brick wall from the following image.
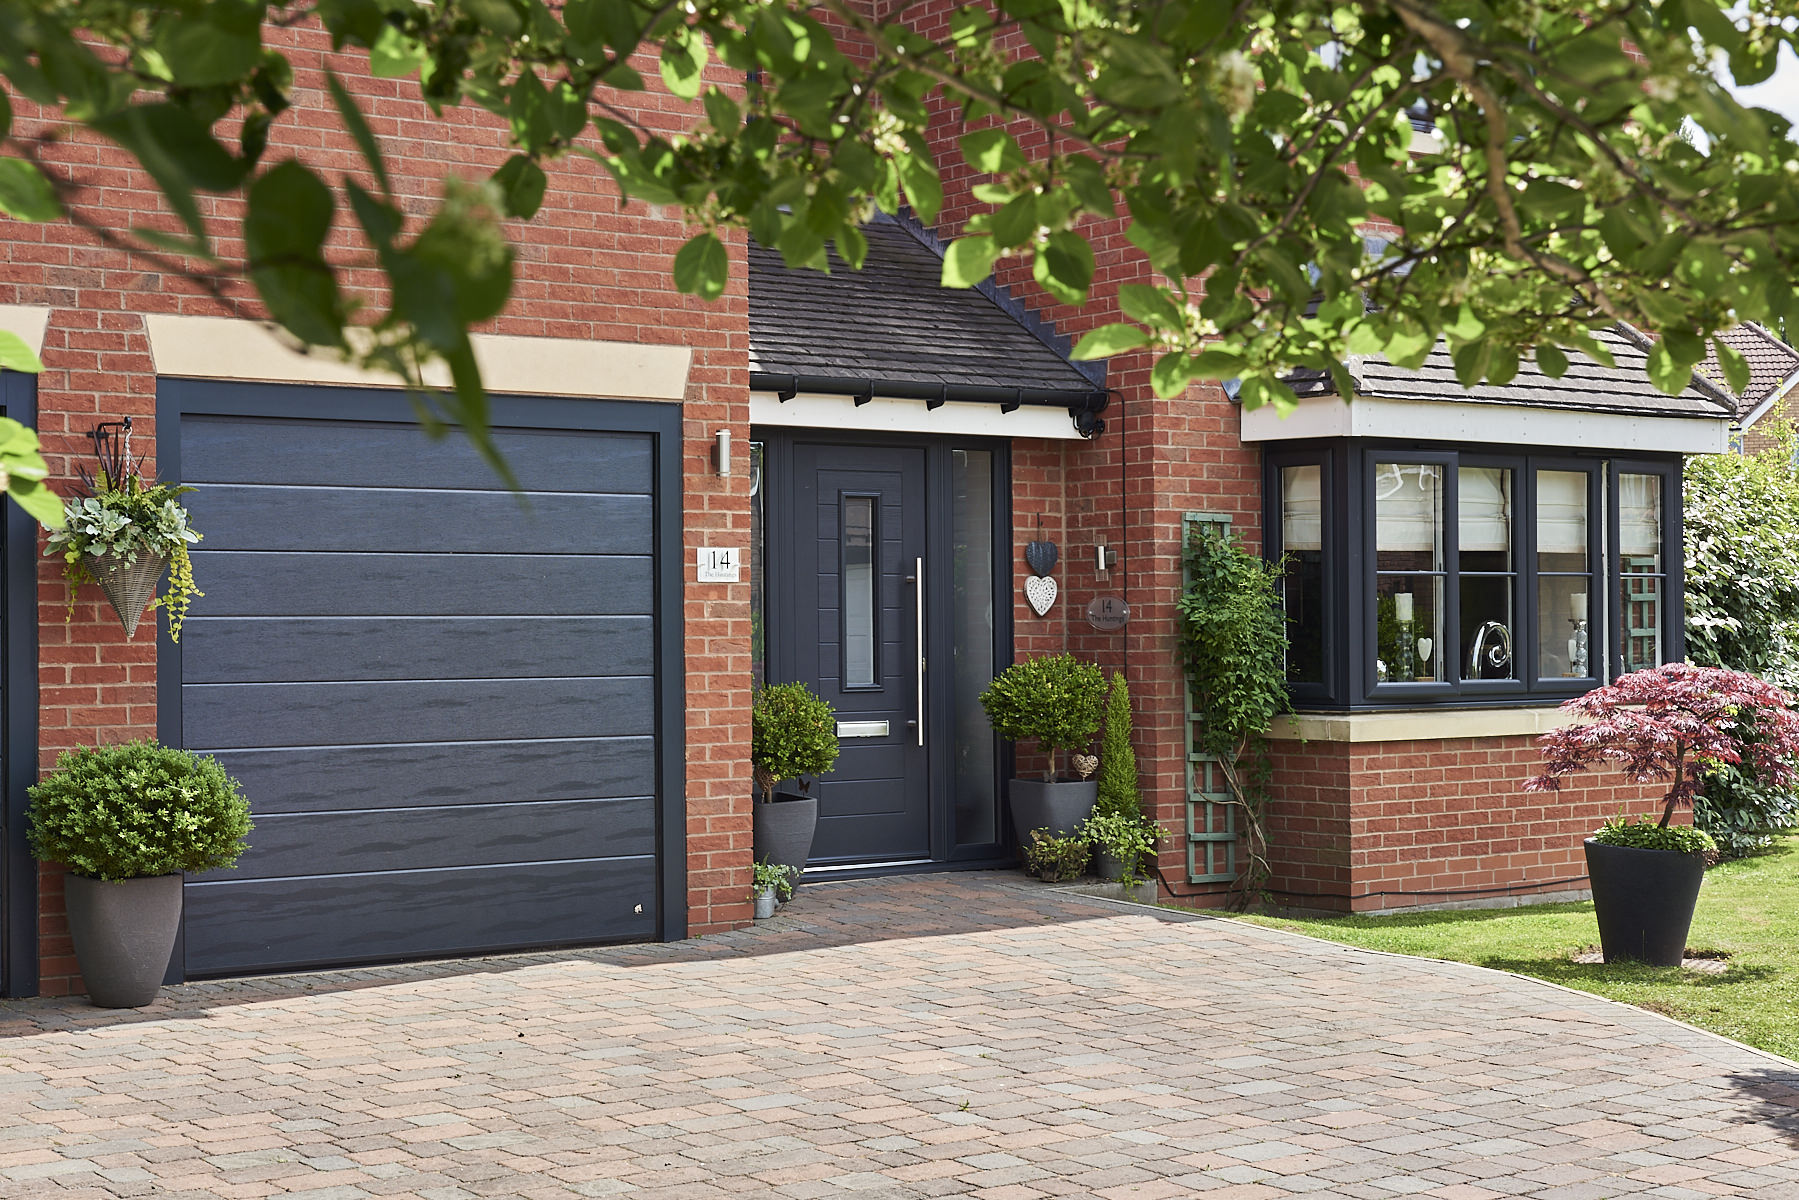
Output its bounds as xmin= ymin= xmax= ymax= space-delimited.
xmin=1263 ymin=734 xmax=1672 ymax=913
xmin=7 ymin=28 xmax=754 ymax=993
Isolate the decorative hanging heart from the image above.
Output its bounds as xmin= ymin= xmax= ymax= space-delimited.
xmin=1072 ymin=753 xmax=1099 ymax=780
xmin=1024 ymin=574 xmax=1058 ymax=617
xmin=1025 ymin=539 xmax=1058 ymax=577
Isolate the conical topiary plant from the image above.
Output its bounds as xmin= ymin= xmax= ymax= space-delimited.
xmin=1094 ymin=671 xmax=1142 ymax=822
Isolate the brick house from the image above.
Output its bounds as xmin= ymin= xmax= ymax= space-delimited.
xmin=0 ymin=17 xmax=1732 ymax=1000
xmin=1694 ymin=322 xmax=1799 ymax=456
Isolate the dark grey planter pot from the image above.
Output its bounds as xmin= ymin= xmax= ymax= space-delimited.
xmin=1093 ymin=848 xmax=1126 ymax=881
xmin=63 ymin=873 xmax=182 ymax=1008
xmin=753 ymin=792 xmax=818 ymax=875
xmin=1009 ymin=778 xmax=1098 ymax=841
xmin=1584 ymin=838 xmax=1706 ymax=967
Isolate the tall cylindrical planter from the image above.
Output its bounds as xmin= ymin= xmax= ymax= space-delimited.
xmin=1584 ymin=839 xmax=1706 ymax=967
xmin=753 ymin=793 xmax=818 ymax=875
xmin=1009 ymin=778 xmax=1098 ymax=840
xmin=62 ymin=873 xmax=183 ymax=1008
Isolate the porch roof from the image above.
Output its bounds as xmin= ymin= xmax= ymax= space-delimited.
xmin=747 ymin=216 xmax=1100 ymax=402
xmin=1286 ymin=325 xmax=1734 ymax=420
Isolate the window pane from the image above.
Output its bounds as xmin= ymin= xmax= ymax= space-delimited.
xmin=1377 ymin=576 xmax=1445 ymax=682
xmin=1280 ymin=465 xmax=1324 ymax=685
xmin=1460 ymin=576 xmax=1516 ymax=681
xmin=1622 ymin=573 xmax=1664 ymax=673
xmin=1459 ymin=467 xmax=1512 ymax=571
xmin=1537 ymin=470 xmax=1588 ymax=571
xmin=842 ymin=496 xmax=876 ymax=687
xmin=1538 ymin=576 xmax=1593 ymax=679
xmin=1375 ymin=462 xmax=1444 ymax=572
xmin=951 ymin=450 xmax=998 ymax=846
xmin=1620 ymin=473 xmax=1663 ymax=574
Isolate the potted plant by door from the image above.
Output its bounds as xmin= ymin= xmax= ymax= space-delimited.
xmin=750 ymin=861 xmax=798 ymax=919
xmin=26 ymin=741 xmax=252 ymax=1007
xmin=1526 ymin=663 xmax=1799 ymax=966
xmin=751 ymin=682 xmax=840 ymax=874
xmin=1080 ymin=812 xmax=1166 ymax=903
xmin=1090 ymin=671 xmax=1144 ymax=879
xmin=45 ymin=425 xmax=201 ymax=641
xmin=980 ymin=653 xmax=1108 ymax=839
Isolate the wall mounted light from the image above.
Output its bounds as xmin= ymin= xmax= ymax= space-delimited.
xmin=713 ymin=428 xmax=732 ymax=477
xmin=1095 ymin=542 xmax=1118 ymax=573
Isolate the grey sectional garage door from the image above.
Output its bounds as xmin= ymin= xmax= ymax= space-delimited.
xmin=164 ymin=386 xmax=680 ymax=977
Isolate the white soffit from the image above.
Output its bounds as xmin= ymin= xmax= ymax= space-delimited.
xmin=1241 ymin=394 xmax=1731 ymax=456
xmin=750 ymin=389 xmax=1086 ymax=440
xmin=143 ymin=315 xmax=692 ymax=401
xmin=0 ymin=305 xmax=51 ymax=358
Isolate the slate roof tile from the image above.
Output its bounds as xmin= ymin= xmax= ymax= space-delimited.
xmin=1693 ymin=322 xmax=1799 ymax=421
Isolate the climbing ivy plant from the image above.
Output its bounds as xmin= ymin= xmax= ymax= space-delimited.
xmin=1176 ymin=527 xmax=1289 ymax=907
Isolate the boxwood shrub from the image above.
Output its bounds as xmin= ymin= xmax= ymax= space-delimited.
xmin=27 ymin=741 xmax=252 ymax=881
xmin=1592 ymin=815 xmax=1716 ymax=858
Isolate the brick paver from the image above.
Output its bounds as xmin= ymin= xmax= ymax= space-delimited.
xmin=4 ymin=874 xmax=1799 ymax=1199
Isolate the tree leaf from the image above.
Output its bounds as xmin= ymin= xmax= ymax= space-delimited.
xmin=1072 ymin=323 xmax=1152 ymax=360
xmin=1536 ymin=343 xmax=1570 ymax=379
xmin=894 ymin=134 xmax=941 ymax=225
xmin=492 ymin=154 xmax=547 ymax=219
xmin=660 ymin=29 xmax=707 ymax=101
xmin=246 ymin=160 xmax=344 ymax=347
xmin=1117 ymin=284 xmax=1182 ymax=331
xmin=673 ymin=232 xmax=729 ymax=301
xmin=940 ymin=235 xmax=997 ymax=287
xmin=326 ymin=72 xmax=391 ymax=199
xmin=960 ymin=128 xmax=1024 ymax=173
xmin=0 ymin=158 xmax=60 ymax=222
xmin=0 ymin=330 xmax=43 ymax=373
xmin=1715 ymin=339 xmax=1751 ymax=396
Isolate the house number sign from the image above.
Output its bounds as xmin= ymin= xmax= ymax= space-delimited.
xmin=696 ymin=546 xmax=741 ymax=583
xmin=1086 ymin=595 xmax=1129 ymax=631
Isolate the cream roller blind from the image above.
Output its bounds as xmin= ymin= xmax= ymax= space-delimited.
xmin=1281 ymin=465 xmax=1322 ymax=552
xmin=1458 ymin=467 xmax=1511 ymax=554
xmin=1536 ymin=470 xmax=1588 ymax=556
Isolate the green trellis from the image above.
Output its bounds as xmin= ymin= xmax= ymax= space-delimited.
xmin=1183 ymin=512 xmax=1239 ymax=884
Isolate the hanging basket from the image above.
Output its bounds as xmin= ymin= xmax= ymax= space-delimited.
xmin=86 ymin=551 xmax=168 ymax=638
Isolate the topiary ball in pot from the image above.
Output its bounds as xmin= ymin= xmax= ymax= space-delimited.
xmin=750 ymin=683 xmax=839 ymax=876
xmin=27 ymin=740 xmax=251 ymax=1007
xmin=981 ymin=654 xmax=1107 ymax=842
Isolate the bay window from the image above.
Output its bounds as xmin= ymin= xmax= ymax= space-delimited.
xmin=1265 ymin=443 xmax=1681 ymax=708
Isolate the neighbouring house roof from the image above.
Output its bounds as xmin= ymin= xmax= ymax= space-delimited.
xmin=1286 ymin=325 xmax=1734 ymax=420
xmin=748 ymin=216 xmax=1101 ymax=402
xmin=1693 ymin=322 xmax=1799 ymax=425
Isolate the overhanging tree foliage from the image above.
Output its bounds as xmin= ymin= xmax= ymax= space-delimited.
xmin=2 ymin=0 xmax=1798 ymax=515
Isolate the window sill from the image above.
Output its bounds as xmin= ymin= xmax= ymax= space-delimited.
xmin=1268 ymin=705 xmax=1579 ymax=743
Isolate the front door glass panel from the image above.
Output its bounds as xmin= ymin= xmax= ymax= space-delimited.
xmin=951 ymin=449 xmax=998 ymax=847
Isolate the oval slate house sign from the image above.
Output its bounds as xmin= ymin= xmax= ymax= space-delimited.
xmin=1086 ymin=595 xmax=1129 ymax=631
xmin=1025 ymin=539 xmax=1057 ymax=577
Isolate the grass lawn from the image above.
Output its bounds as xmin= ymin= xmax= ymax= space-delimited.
xmin=1230 ymin=836 xmax=1799 ymax=1062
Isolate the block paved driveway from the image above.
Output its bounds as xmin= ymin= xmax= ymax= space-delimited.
xmin=5 ymin=874 xmax=1799 ymax=1200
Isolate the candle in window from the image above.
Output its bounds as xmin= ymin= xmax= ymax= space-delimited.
xmin=1394 ymin=591 xmax=1414 ymax=623
xmin=1571 ymin=591 xmax=1588 ymax=622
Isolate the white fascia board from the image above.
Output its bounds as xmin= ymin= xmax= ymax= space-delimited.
xmin=0 ymin=305 xmax=51 ymax=358
xmin=750 ymin=389 xmax=1086 ymax=440
xmin=1240 ymin=393 xmax=1731 ymax=456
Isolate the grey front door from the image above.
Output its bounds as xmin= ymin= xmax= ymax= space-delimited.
xmin=789 ymin=443 xmax=931 ymax=864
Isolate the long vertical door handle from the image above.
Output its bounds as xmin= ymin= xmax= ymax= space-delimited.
xmin=913 ymin=555 xmax=925 ymax=747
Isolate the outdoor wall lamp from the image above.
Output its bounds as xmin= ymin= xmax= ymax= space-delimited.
xmin=713 ymin=428 xmax=732 ymax=477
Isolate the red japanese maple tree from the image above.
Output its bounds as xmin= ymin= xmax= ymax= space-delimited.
xmin=1524 ymin=663 xmax=1799 ymax=828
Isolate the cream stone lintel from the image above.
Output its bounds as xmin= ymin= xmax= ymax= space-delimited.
xmin=1268 ymin=705 xmax=1578 ymax=744
xmin=143 ymin=314 xmax=692 ymax=401
xmin=0 ymin=305 xmax=52 ymax=358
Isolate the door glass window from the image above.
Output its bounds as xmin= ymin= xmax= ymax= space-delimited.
xmin=951 ymin=449 xmax=998 ymax=846
xmin=1374 ymin=461 xmax=1446 ymax=682
xmin=750 ymin=441 xmax=766 ymax=689
xmin=842 ymin=495 xmax=877 ymax=688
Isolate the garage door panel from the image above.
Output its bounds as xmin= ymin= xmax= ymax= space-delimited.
xmin=182 ymin=417 xmax=654 ymax=495
xmin=231 ymin=798 xmax=655 ymax=879
xmin=188 ymin=487 xmax=652 ymax=554
xmin=183 ymin=616 xmax=654 ymax=683
xmin=185 ymin=677 xmax=654 ymax=749
xmin=187 ymin=553 xmax=653 ymax=617
xmin=183 ymin=857 xmax=659 ymax=977
xmin=206 ymin=738 xmax=656 ymax=814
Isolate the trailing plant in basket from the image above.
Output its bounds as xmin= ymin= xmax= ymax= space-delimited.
xmin=979 ymin=653 xmax=1106 ymax=781
xmin=751 ymin=682 xmax=838 ymax=798
xmin=44 ymin=443 xmax=201 ymax=640
xmin=26 ymin=740 xmax=252 ymax=882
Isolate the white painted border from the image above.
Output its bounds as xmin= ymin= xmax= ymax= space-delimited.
xmin=1267 ymin=706 xmax=1577 ymax=743
xmin=0 ymin=305 xmax=51 ymax=358
xmin=750 ymin=389 xmax=1086 ymax=440
xmin=143 ymin=314 xmax=693 ymax=401
xmin=1241 ymin=393 xmax=1730 ymax=455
